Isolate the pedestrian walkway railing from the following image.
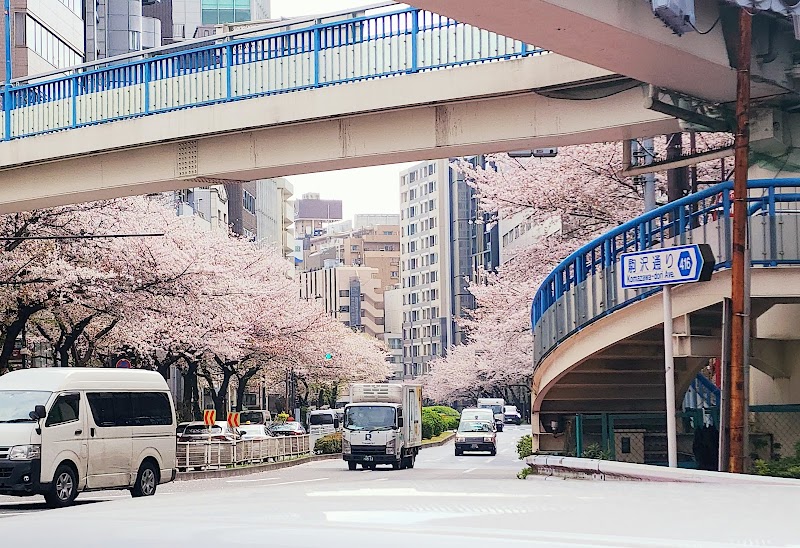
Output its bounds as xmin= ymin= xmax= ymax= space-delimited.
xmin=0 ymin=6 xmax=544 ymax=141
xmin=177 ymin=435 xmax=311 ymax=470
xmin=683 ymin=374 xmax=720 ymax=410
xmin=532 ymin=178 xmax=800 ymax=367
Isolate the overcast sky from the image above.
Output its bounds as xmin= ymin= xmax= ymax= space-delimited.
xmin=269 ymin=0 xmax=417 ymax=220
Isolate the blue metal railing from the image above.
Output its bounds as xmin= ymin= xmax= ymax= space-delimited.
xmin=684 ymin=374 xmax=720 ymax=410
xmin=532 ymin=178 xmax=800 ymax=367
xmin=0 ymin=7 xmax=545 ymax=142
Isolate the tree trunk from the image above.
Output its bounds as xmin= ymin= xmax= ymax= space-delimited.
xmin=0 ymin=304 xmax=43 ymax=374
xmin=182 ymin=361 xmax=200 ymax=421
xmin=234 ymin=367 xmax=260 ymax=412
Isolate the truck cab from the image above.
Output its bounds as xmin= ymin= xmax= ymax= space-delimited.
xmin=342 ymin=384 xmax=422 ymax=471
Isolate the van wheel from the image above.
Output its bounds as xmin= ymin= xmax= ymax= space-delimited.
xmin=44 ymin=464 xmax=78 ymax=508
xmin=131 ymin=462 xmax=158 ymax=498
xmin=347 ymin=462 xmax=357 ymax=471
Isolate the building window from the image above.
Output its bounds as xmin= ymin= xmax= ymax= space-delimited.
xmin=243 ymin=191 xmax=256 ymax=214
xmin=391 ymin=271 xmax=399 ymax=277
xmin=24 ymin=15 xmax=83 ymax=70
xmin=351 ymin=245 xmax=359 ymax=251
xmin=202 ymin=0 xmax=251 ymax=24
xmin=339 ymin=305 xmax=350 ymax=313
xmin=339 ymin=290 xmax=349 ymax=297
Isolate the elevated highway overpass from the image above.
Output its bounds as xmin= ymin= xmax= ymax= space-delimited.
xmin=0 ymin=5 xmax=680 ymax=213
xmin=530 ymin=178 xmax=800 ymax=454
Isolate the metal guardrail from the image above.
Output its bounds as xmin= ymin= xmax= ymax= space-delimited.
xmin=0 ymin=7 xmax=544 ymax=141
xmin=532 ymin=178 xmax=800 ymax=367
xmin=683 ymin=374 xmax=720 ymax=410
xmin=177 ymin=435 xmax=311 ymax=470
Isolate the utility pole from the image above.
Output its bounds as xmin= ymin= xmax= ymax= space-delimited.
xmin=729 ymin=6 xmax=752 ymax=474
xmin=666 ymin=133 xmax=689 ymax=203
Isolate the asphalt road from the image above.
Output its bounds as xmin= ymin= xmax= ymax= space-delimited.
xmin=1 ymin=425 xmax=798 ymax=547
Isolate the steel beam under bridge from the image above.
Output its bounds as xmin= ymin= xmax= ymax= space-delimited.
xmin=406 ymin=0 xmax=794 ymax=103
xmin=0 ymin=56 xmax=678 ymax=213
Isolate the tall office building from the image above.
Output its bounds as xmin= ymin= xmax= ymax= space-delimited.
xmin=294 ymin=193 xmax=343 ymax=238
xmin=1 ymin=2 xmax=85 ymax=78
xmin=255 ymin=178 xmax=294 ymax=258
xmin=144 ymin=0 xmax=270 ymax=43
xmin=85 ymin=0 xmax=162 ymax=62
xmin=399 ymin=157 xmax=494 ymax=378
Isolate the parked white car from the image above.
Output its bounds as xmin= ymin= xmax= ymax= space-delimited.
xmin=238 ymin=424 xmax=272 ymax=440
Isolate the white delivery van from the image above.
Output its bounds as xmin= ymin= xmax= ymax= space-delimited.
xmin=477 ymin=398 xmax=506 ymax=431
xmin=307 ymin=409 xmax=342 ymax=449
xmin=342 ymin=383 xmax=422 ymax=471
xmin=0 ymin=368 xmax=177 ymax=507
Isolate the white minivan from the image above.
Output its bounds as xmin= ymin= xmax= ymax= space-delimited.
xmin=0 ymin=368 xmax=177 ymax=507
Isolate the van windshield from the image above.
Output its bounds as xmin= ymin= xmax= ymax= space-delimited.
xmin=479 ymin=404 xmax=502 ymax=415
xmin=309 ymin=413 xmax=334 ymax=426
xmin=240 ymin=411 xmax=265 ymax=424
xmin=0 ymin=390 xmax=51 ymax=423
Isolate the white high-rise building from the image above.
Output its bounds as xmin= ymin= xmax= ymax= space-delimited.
xmin=1 ymin=3 xmax=85 ymax=78
xmin=399 ymin=157 xmax=490 ymax=378
xmin=399 ymin=160 xmax=451 ymax=378
xmin=255 ymin=178 xmax=294 ymax=259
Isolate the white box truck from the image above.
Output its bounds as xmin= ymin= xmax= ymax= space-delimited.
xmin=477 ymin=397 xmax=506 ymax=431
xmin=342 ymin=383 xmax=422 ymax=470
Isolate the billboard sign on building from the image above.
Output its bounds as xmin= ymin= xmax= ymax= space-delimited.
xmin=349 ymin=277 xmax=362 ymax=328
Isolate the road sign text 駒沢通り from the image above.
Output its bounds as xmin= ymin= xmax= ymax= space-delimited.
xmin=619 ymin=244 xmax=715 ymax=289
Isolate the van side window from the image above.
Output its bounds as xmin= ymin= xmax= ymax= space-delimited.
xmin=45 ymin=394 xmax=80 ymax=427
xmin=87 ymin=392 xmax=172 ymax=427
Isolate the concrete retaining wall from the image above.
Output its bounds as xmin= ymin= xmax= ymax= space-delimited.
xmin=526 ymin=455 xmax=800 ymax=486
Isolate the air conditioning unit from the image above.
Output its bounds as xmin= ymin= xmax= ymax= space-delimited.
xmin=651 ymin=0 xmax=696 ymax=36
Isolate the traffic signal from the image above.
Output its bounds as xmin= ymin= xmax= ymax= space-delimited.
xmin=324 ymin=353 xmax=333 ymax=360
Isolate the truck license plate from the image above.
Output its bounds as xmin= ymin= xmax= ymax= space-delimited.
xmin=362 ymin=456 xmax=374 ymax=461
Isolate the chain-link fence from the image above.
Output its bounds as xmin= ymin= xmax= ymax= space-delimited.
xmin=749 ymin=405 xmax=800 ymax=464
xmin=568 ymin=406 xmax=800 ymax=475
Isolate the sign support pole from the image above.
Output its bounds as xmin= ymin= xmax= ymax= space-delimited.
xmin=662 ymin=285 xmax=678 ymax=468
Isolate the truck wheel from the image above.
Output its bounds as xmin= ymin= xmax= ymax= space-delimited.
xmin=44 ymin=464 xmax=78 ymax=508
xmin=392 ymin=460 xmax=401 ymax=470
xmin=455 ymin=448 xmax=462 ymax=456
xmin=407 ymin=454 xmax=415 ymax=469
xmin=347 ymin=462 xmax=357 ymax=471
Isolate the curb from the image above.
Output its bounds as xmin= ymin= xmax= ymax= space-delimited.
xmin=422 ymin=432 xmax=455 ymax=448
xmin=525 ymin=455 xmax=800 ymax=486
xmin=176 ymin=453 xmax=341 ymax=481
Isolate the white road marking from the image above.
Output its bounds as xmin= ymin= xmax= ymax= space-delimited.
xmin=0 ymin=512 xmax=26 ymax=517
xmin=486 ymin=457 xmax=496 ymax=463
xmin=462 ymin=468 xmax=477 ymax=474
xmin=372 ymin=478 xmax=388 ymax=482
xmin=226 ymin=476 xmax=280 ymax=483
xmin=259 ymin=477 xmax=329 ymax=487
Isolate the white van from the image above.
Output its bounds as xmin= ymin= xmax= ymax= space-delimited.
xmin=0 ymin=368 xmax=177 ymax=507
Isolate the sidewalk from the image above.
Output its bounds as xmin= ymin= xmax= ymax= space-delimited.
xmin=525 ymin=455 xmax=800 ymax=486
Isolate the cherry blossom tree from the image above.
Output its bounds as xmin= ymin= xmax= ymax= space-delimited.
xmin=423 ymin=133 xmax=734 ymax=404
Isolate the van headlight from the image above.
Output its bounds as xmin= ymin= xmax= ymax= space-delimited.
xmin=9 ymin=445 xmax=41 ymax=460
xmin=455 ymin=436 xmax=466 ymax=443
xmin=385 ymin=438 xmax=396 ymax=454
xmin=342 ymin=439 xmax=351 ymax=455
xmin=483 ymin=436 xmax=494 ymax=443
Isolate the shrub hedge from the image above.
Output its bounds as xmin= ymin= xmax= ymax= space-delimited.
xmin=421 ymin=406 xmax=460 ymax=438
xmin=314 ymin=432 xmax=342 ymax=454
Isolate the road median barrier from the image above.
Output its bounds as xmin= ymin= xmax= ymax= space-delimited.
xmin=177 ymin=452 xmax=340 ymax=481
xmin=422 ymin=431 xmax=455 ymax=447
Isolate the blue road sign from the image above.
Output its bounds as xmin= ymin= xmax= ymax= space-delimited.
xmin=619 ymin=244 xmax=715 ymax=290
xmin=116 ymin=358 xmax=131 ymax=369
